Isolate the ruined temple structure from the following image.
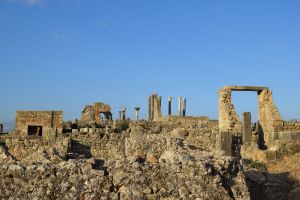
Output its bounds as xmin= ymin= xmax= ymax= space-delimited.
xmin=81 ymin=102 xmax=112 ymax=124
xmin=1 ymin=86 xmax=300 ymax=199
xmin=217 ymin=86 xmax=300 ymax=156
xmin=15 ymin=111 xmax=63 ymax=137
xmin=148 ymin=94 xmax=162 ymax=121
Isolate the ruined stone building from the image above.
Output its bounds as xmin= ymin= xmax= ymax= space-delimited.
xmin=0 ymin=86 xmax=300 ymax=199
xmin=15 ymin=111 xmax=63 ymax=137
xmin=81 ymin=102 xmax=112 ymax=124
xmin=218 ymin=86 xmax=300 ymax=156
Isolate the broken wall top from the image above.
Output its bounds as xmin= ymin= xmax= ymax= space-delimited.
xmin=93 ymin=102 xmax=111 ymax=112
xmin=221 ymin=86 xmax=269 ymax=92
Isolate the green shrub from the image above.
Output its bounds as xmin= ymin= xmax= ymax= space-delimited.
xmin=119 ymin=121 xmax=129 ymax=131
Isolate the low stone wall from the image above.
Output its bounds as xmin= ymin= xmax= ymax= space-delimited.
xmin=3 ymin=137 xmax=69 ymax=161
xmin=277 ymin=131 xmax=300 ymax=141
xmin=282 ymin=121 xmax=300 ymax=132
xmin=160 ymin=116 xmax=210 ymax=128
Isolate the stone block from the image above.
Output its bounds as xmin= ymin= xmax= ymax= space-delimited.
xmin=216 ymin=132 xmax=232 ymax=156
xmin=72 ymin=129 xmax=79 ymax=134
xmin=242 ymin=112 xmax=251 ymax=143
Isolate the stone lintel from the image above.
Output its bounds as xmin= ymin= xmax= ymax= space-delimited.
xmin=222 ymin=86 xmax=269 ymax=92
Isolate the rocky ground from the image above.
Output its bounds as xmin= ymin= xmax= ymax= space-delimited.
xmin=0 ymin=147 xmax=249 ymax=200
xmin=242 ymin=143 xmax=300 ymax=200
xmin=0 ymin=122 xmax=299 ymax=199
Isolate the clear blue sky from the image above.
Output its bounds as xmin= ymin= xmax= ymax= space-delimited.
xmin=1 ymin=0 xmax=300 ymax=131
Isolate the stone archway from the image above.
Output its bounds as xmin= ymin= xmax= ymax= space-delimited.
xmin=81 ymin=102 xmax=112 ymax=124
xmin=218 ymin=86 xmax=283 ymax=146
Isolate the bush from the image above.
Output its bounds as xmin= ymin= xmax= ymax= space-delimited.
xmin=119 ymin=121 xmax=129 ymax=131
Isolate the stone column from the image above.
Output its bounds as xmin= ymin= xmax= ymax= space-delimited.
xmin=121 ymin=107 xmax=126 ymax=120
xmin=50 ymin=128 xmax=56 ymax=147
xmin=0 ymin=124 xmax=3 ymax=133
xmin=134 ymin=107 xmax=140 ymax=121
xmin=242 ymin=112 xmax=252 ymax=143
xmin=168 ymin=96 xmax=172 ymax=116
xmin=148 ymin=94 xmax=162 ymax=121
xmin=178 ymin=97 xmax=182 ymax=116
xmin=182 ymin=98 xmax=186 ymax=117
xmin=119 ymin=111 xmax=122 ymax=121
xmin=151 ymin=95 xmax=155 ymax=120
xmin=216 ymin=132 xmax=232 ymax=156
xmin=148 ymin=96 xmax=152 ymax=121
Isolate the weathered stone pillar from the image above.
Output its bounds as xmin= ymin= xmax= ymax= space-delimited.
xmin=242 ymin=112 xmax=252 ymax=143
xmin=119 ymin=111 xmax=122 ymax=121
xmin=148 ymin=94 xmax=162 ymax=121
xmin=50 ymin=128 xmax=56 ymax=147
xmin=134 ymin=107 xmax=140 ymax=121
xmin=258 ymin=90 xmax=282 ymax=145
xmin=0 ymin=124 xmax=3 ymax=133
xmin=216 ymin=132 xmax=232 ymax=156
xmin=148 ymin=96 xmax=152 ymax=121
xmin=178 ymin=97 xmax=182 ymax=116
xmin=218 ymin=88 xmax=242 ymax=133
xmin=168 ymin=96 xmax=172 ymax=116
xmin=182 ymin=98 xmax=186 ymax=117
xmin=121 ymin=107 xmax=126 ymax=120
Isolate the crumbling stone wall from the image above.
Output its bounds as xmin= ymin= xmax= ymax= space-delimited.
xmin=258 ymin=90 xmax=283 ymax=145
xmin=16 ymin=111 xmax=63 ymax=137
xmin=218 ymin=88 xmax=242 ymax=133
xmin=81 ymin=102 xmax=112 ymax=124
xmin=218 ymin=86 xmax=283 ymax=147
xmin=3 ymin=136 xmax=69 ymax=161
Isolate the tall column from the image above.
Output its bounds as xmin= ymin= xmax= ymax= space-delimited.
xmin=121 ymin=107 xmax=126 ymax=120
xmin=168 ymin=96 xmax=172 ymax=116
xmin=178 ymin=97 xmax=182 ymax=116
xmin=182 ymin=98 xmax=186 ymax=117
xmin=134 ymin=107 xmax=140 ymax=121
xmin=148 ymin=96 xmax=152 ymax=121
xmin=119 ymin=111 xmax=122 ymax=121
xmin=242 ymin=112 xmax=252 ymax=143
xmin=151 ymin=95 xmax=155 ymax=120
xmin=0 ymin=124 xmax=3 ymax=133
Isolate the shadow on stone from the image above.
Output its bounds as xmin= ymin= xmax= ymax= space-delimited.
xmin=67 ymin=140 xmax=93 ymax=159
xmin=245 ymin=170 xmax=299 ymax=200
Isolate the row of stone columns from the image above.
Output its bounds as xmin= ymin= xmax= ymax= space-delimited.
xmin=167 ymin=96 xmax=186 ymax=116
xmin=118 ymin=107 xmax=141 ymax=121
xmin=119 ymin=107 xmax=126 ymax=121
xmin=117 ymin=94 xmax=187 ymax=122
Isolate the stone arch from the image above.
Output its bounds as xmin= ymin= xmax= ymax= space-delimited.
xmin=218 ymin=86 xmax=283 ymax=146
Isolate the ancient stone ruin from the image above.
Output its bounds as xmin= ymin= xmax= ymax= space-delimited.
xmin=15 ymin=111 xmax=63 ymax=137
xmin=0 ymin=86 xmax=299 ymax=199
xmin=218 ymin=86 xmax=300 ymax=156
xmin=81 ymin=102 xmax=112 ymax=124
xmin=148 ymin=93 xmax=162 ymax=121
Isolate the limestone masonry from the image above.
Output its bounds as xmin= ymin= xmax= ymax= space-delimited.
xmin=0 ymin=86 xmax=299 ymax=200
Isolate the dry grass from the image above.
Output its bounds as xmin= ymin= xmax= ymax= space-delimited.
xmin=267 ymin=152 xmax=300 ymax=184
